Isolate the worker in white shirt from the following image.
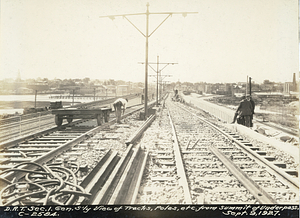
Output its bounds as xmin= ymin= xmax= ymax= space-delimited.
xmin=113 ymin=98 xmax=128 ymax=123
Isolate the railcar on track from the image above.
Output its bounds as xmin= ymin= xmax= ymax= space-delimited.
xmin=52 ymin=107 xmax=112 ymax=126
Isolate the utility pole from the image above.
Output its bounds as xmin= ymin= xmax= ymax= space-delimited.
xmin=249 ymin=77 xmax=252 ymax=96
xmin=100 ymin=3 xmax=197 ymax=119
xmin=246 ymin=76 xmax=248 ymax=96
xmin=140 ymin=55 xmax=177 ymax=106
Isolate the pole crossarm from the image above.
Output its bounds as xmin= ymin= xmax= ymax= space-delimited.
xmin=99 ymin=13 xmax=145 ymax=18
xmin=148 ymin=64 xmax=157 ymax=73
xmin=139 ymin=62 xmax=177 ymax=74
xmin=160 ymin=63 xmax=177 ymax=72
xmin=123 ymin=16 xmax=146 ymax=37
xmin=100 ymin=12 xmax=197 ymax=38
xmin=100 ymin=12 xmax=197 ymax=18
xmin=148 ymin=14 xmax=171 ymax=37
xmin=100 ymin=2 xmax=197 ymax=118
xmin=139 ymin=62 xmax=178 ymax=64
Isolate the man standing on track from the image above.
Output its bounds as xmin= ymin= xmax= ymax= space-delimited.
xmin=234 ymin=95 xmax=253 ymax=127
xmin=113 ymin=98 xmax=128 ymax=124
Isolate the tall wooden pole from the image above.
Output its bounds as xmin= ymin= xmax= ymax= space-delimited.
xmin=144 ymin=3 xmax=149 ymax=118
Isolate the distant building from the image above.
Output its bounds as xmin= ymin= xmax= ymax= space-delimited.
xmin=106 ymin=85 xmax=116 ymax=96
xmin=283 ymin=82 xmax=292 ymax=94
xmin=205 ymin=84 xmax=212 ymax=94
xmin=292 ymin=72 xmax=299 ymax=92
xmin=195 ymin=83 xmax=206 ymax=94
xmin=116 ymin=85 xmax=129 ymax=96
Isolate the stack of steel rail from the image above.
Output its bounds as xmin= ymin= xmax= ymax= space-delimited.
xmin=0 ymin=100 xmax=156 ymax=205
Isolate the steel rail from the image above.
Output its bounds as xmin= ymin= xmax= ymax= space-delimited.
xmin=108 ymin=145 xmax=143 ymax=204
xmin=0 ymin=101 xmax=156 ymax=191
xmin=0 ymin=111 xmax=52 ymax=126
xmin=121 ymin=148 xmax=147 ymax=204
xmin=0 ymin=115 xmax=52 ymax=131
xmin=0 ymin=121 xmax=55 ymax=144
xmin=74 ymin=150 xmax=120 ymax=205
xmin=0 ymin=119 xmax=85 ymax=150
xmin=92 ymin=112 xmax=156 ymax=204
xmin=112 ymin=115 xmax=157 ymax=203
xmin=167 ymin=108 xmax=193 ymax=204
xmin=91 ymin=145 xmax=134 ymax=204
xmin=176 ymin=103 xmax=299 ymax=189
xmin=0 ymin=100 xmax=158 ymax=202
xmin=125 ymin=114 xmax=156 ymax=145
xmin=130 ymin=150 xmax=148 ymax=204
xmin=209 ymin=145 xmax=277 ymax=204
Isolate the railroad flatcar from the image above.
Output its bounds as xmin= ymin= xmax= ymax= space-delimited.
xmin=51 ymin=107 xmax=112 ymax=126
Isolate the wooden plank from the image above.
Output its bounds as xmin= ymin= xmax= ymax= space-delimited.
xmin=19 ymin=144 xmax=59 ymax=147
xmin=37 ymin=137 xmax=75 ymax=140
xmin=152 ymin=168 xmax=175 ymax=172
xmin=7 ymin=148 xmax=52 ymax=152
xmin=157 ymin=161 xmax=175 ymax=165
xmin=155 ymin=155 xmax=173 ymax=159
xmin=26 ymin=140 xmax=68 ymax=144
xmin=150 ymin=176 xmax=175 ymax=181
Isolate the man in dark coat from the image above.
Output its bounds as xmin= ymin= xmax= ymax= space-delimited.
xmin=232 ymin=96 xmax=253 ymax=127
xmin=237 ymin=95 xmax=253 ymax=127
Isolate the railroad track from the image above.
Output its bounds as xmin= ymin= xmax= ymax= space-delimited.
xmin=0 ymin=114 xmax=55 ymax=143
xmin=132 ymin=97 xmax=299 ymax=204
xmin=0 ymin=94 xmax=140 ymax=144
xmin=0 ymin=94 xmax=298 ymax=205
xmin=0 ymin=99 xmax=156 ymax=206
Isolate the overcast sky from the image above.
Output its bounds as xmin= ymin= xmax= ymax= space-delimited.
xmin=0 ymin=0 xmax=298 ymax=84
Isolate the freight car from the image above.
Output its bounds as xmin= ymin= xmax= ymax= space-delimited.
xmin=51 ymin=107 xmax=112 ymax=126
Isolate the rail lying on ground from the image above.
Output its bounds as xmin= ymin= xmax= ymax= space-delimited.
xmin=0 ymin=99 xmax=156 ymax=205
xmin=0 ymin=93 xmax=298 ymax=205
